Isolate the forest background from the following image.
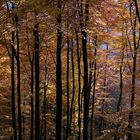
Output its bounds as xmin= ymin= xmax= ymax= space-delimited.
xmin=0 ymin=0 xmax=140 ymax=140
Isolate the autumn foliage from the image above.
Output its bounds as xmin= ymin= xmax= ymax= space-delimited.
xmin=0 ymin=0 xmax=140 ymax=140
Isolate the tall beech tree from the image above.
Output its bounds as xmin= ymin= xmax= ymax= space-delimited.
xmin=124 ymin=2 xmax=140 ymax=139
xmin=43 ymin=56 xmax=48 ymax=140
xmin=75 ymin=1 xmax=82 ymax=139
xmin=14 ymin=14 xmax=22 ymax=140
xmin=56 ymin=1 xmax=63 ymax=139
xmin=90 ymin=36 xmax=97 ymax=140
xmin=75 ymin=28 xmax=81 ymax=140
xmin=79 ymin=0 xmax=90 ymax=139
xmin=114 ymin=28 xmax=125 ymax=140
xmin=69 ymin=38 xmax=75 ymax=136
xmin=34 ymin=20 xmax=40 ymax=140
xmin=11 ymin=31 xmax=17 ymax=140
xmin=66 ymin=17 xmax=70 ymax=139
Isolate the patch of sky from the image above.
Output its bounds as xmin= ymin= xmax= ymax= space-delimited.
xmin=6 ymin=1 xmax=15 ymax=11
xmin=100 ymin=43 xmax=109 ymax=50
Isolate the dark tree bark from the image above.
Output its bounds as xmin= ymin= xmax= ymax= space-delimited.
xmin=75 ymin=29 xmax=81 ymax=140
xmin=90 ymin=37 xmax=97 ymax=140
xmin=79 ymin=0 xmax=90 ymax=139
xmin=127 ymin=5 xmax=138 ymax=140
xmin=128 ymin=53 xmax=137 ymax=140
xmin=114 ymin=38 xmax=125 ymax=140
xmin=6 ymin=3 xmax=18 ymax=140
xmin=34 ymin=22 xmax=40 ymax=140
xmin=43 ymin=55 xmax=48 ymax=140
xmin=15 ymin=14 xmax=22 ymax=140
xmin=56 ymin=1 xmax=63 ymax=140
xmin=82 ymin=27 xmax=89 ymax=140
xmin=69 ymin=39 xmax=75 ymax=136
xmin=75 ymin=1 xmax=82 ymax=139
xmin=66 ymin=24 xmax=70 ymax=139
xmin=30 ymin=60 xmax=34 ymax=140
xmin=11 ymin=31 xmax=17 ymax=140
xmin=22 ymin=80 xmax=26 ymax=136
xmin=128 ymin=50 xmax=137 ymax=140
xmin=88 ymin=61 xmax=93 ymax=94
xmin=134 ymin=0 xmax=140 ymax=22
xmin=117 ymin=46 xmax=124 ymax=112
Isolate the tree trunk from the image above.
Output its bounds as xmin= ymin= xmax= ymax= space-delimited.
xmin=75 ymin=29 xmax=81 ymax=140
xmin=128 ymin=53 xmax=137 ymax=140
xmin=22 ymin=80 xmax=26 ymax=138
xmin=56 ymin=1 xmax=63 ymax=139
xmin=128 ymin=5 xmax=137 ymax=140
xmin=134 ymin=0 xmax=140 ymax=22
xmin=70 ymin=39 xmax=75 ymax=136
xmin=82 ymin=27 xmax=89 ymax=140
xmin=90 ymin=37 xmax=97 ymax=140
xmin=15 ymin=14 xmax=22 ymax=140
xmin=30 ymin=61 xmax=34 ymax=140
xmin=79 ymin=0 xmax=89 ymax=139
xmin=43 ymin=55 xmax=48 ymax=140
xmin=114 ymin=41 xmax=124 ymax=140
xmin=117 ymin=44 xmax=124 ymax=112
xmin=11 ymin=31 xmax=17 ymax=140
xmin=66 ymin=26 xmax=70 ymax=139
xmin=34 ymin=22 xmax=40 ymax=140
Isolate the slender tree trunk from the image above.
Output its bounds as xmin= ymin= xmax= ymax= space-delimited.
xmin=82 ymin=27 xmax=89 ymax=140
xmin=27 ymin=40 xmax=34 ymax=140
xmin=79 ymin=0 xmax=89 ymax=139
xmin=75 ymin=29 xmax=81 ymax=140
xmin=56 ymin=1 xmax=63 ymax=139
xmin=70 ymin=39 xmax=75 ymax=136
xmin=11 ymin=31 xmax=17 ymax=140
xmin=117 ymin=44 xmax=124 ymax=112
xmin=117 ymin=50 xmax=124 ymax=113
xmin=78 ymin=0 xmax=84 ymax=125
xmin=43 ymin=85 xmax=47 ymax=140
xmin=43 ymin=55 xmax=48 ymax=140
xmin=66 ymin=27 xmax=70 ymax=139
xmin=88 ymin=61 xmax=93 ymax=93
xmin=90 ymin=38 xmax=97 ymax=140
xmin=23 ymin=80 xmax=26 ymax=138
xmin=114 ymin=42 xmax=124 ymax=140
xmin=128 ymin=5 xmax=137 ymax=139
xmin=30 ymin=61 xmax=34 ymax=140
xmin=134 ymin=0 xmax=140 ymax=22
xmin=76 ymin=1 xmax=82 ymax=139
xmin=34 ymin=22 xmax=40 ymax=140
xmin=15 ymin=14 xmax=22 ymax=140
xmin=128 ymin=52 xmax=137 ymax=140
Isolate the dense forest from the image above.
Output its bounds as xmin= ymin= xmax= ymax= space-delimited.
xmin=1 ymin=0 xmax=140 ymax=140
